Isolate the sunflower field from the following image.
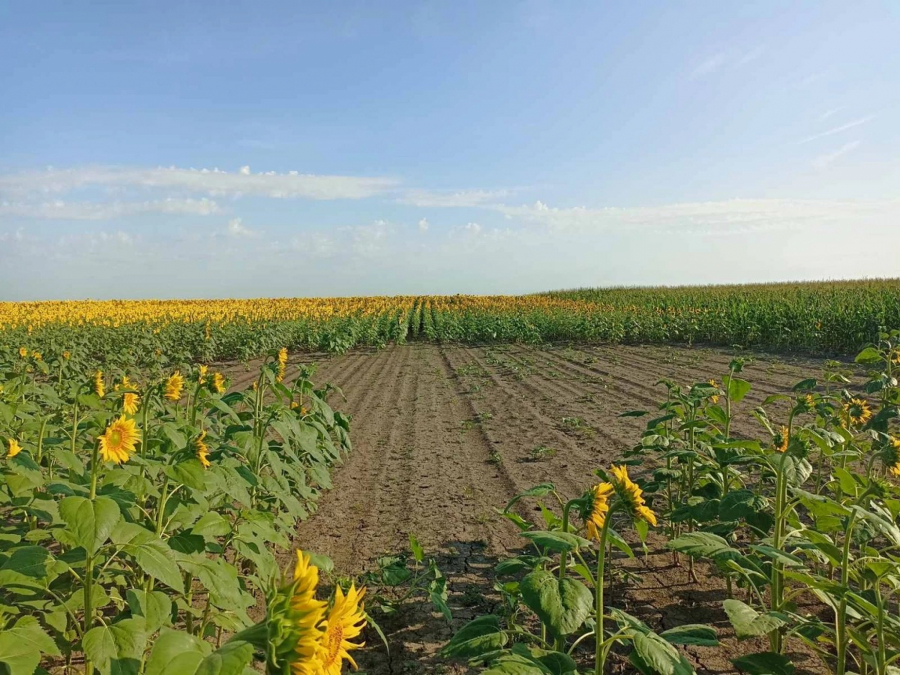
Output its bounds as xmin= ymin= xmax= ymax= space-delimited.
xmin=3 ymin=279 xmax=900 ymax=364
xmin=442 ymin=330 xmax=900 ymax=675
xmin=0 ymin=347 xmax=364 ymax=674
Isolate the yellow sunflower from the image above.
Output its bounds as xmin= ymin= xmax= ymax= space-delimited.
xmin=774 ymin=426 xmax=789 ymax=453
xmin=315 ymin=584 xmax=367 ymax=675
xmin=212 ymin=372 xmax=226 ymax=394
xmin=198 ymin=365 xmax=208 ymax=384
xmin=18 ymin=347 xmax=28 ymax=358
xmin=609 ymin=465 xmax=657 ymax=527
xmin=277 ymin=347 xmax=288 ymax=383
xmin=581 ymin=482 xmax=614 ymax=540
xmin=99 ymin=416 xmax=139 ymax=464
xmin=7 ymin=439 xmax=22 ymax=458
xmin=195 ymin=431 xmax=211 ymax=468
xmin=62 ymin=350 xmax=71 ymax=360
xmin=123 ymin=392 xmax=140 ymax=416
xmin=32 ymin=351 xmax=42 ymax=361
xmin=164 ymin=371 xmax=184 ymax=401
xmin=283 ymin=552 xmax=328 ymax=675
xmin=843 ymin=398 xmax=872 ymax=427
xmin=93 ymin=370 xmax=105 ymax=398
xmin=887 ymin=437 xmax=900 ymax=478
xmin=708 ymin=379 xmax=720 ymax=404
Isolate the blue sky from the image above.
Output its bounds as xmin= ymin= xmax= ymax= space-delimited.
xmin=1 ymin=1 xmax=898 ymax=300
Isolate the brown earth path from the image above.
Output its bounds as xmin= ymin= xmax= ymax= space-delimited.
xmin=225 ymin=343 xmax=862 ymax=674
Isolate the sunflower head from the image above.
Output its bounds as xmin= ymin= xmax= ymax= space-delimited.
xmin=707 ymin=379 xmax=720 ymax=405
xmin=99 ymin=416 xmax=139 ymax=464
xmin=885 ymin=437 xmax=900 ymax=478
xmin=316 ymin=583 xmax=367 ymax=675
xmin=32 ymin=351 xmax=42 ymax=361
xmin=62 ymin=350 xmax=71 ymax=360
xmin=7 ymin=439 xmax=22 ymax=458
xmin=198 ymin=365 xmax=208 ymax=384
xmin=164 ymin=371 xmax=185 ymax=402
xmin=123 ymin=392 xmax=140 ymax=416
xmin=211 ymin=372 xmax=226 ymax=394
xmin=609 ymin=465 xmax=657 ymax=527
xmin=773 ymin=426 xmax=790 ymax=453
xmin=93 ymin=370 xmax=105 ymax=398
xmin=18 ymin=347 xmax=27 ymax=359
xmin=268 ymin=552 xmax=327 ymax=675
xmin=276 ymin=348 xmax=288 ymax=383
xmin=578 ymin=482 xmax=614 ymax=540
xmin=843 ymin=397 xmax=872 ymax=427
xmin=195 ymin=431 xmax=210 ymax=468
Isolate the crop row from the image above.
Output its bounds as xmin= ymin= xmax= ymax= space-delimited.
xmin=4 ymin=280 xmax=900 ymax=365
xmin=442 ymin=330 xmax=900 ymax=674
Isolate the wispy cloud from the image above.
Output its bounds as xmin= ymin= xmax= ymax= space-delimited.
xmin=690 ymin=52 xmax=728 ymax=79
xmin=0 ymin=197 xmax=219 ymax=220
xmin=0 ymin=165 xmax=400 ymax=201
xmin=690 ymin=46 xmax=764 ymax=79
xmin=812 ymin=141 xmax=861 ymax=170
xmin=226 ymin=217 xmax=258 ymax=237
xmin=417 ymin=217 xmax=429 ymax=232
xmin=489 ymin=197 xmax=899 ymax=235
xmin=799 ymin=116 xmax=875 ymax=144
xmin=398 ymin=188 xmax=514 ymax=208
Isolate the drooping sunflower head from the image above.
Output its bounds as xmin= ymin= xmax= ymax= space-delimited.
xmin=195 ymin=431 xmax=210 ymax=468
xmin=268 ymin=552 xmax=327 ymax=675
xmin=198 ymin=365 xmax=208 ymax=384
xmin=32 ymin=351 xmax=42 ymax=361
xmin=18 ymin=347 xmax=28 ymax=359
xmin=578 ymin=482 xmax=614 ymax=540
xmin=123 ymin=392 xmax=140 ymax=416
xmin=609 ymin=465 xmax=657 ymax=527
xmin=708 ymin=379 xmax=720 ymax=405
xmin=7 ymin=439 xmax=22 ymax=458
xmin=92 ymin=370 xmax=105 ymax=398
xmin=212 ymin=372 xmax=226 ymax=394
xmin=62 ymin=350 xmax=71 ymax=360
xmin=99 ymin=416 xmax=139 ymax=464
xmin=277 ymin=348 xmax=288 ymax=383
xmin=803 ymin=393 xmax=815 ymax=411
xmin=316 ymin=583 xmax=367 ymax=675
xmin=843 ymin=397 xmax=872 ymax=427
xmin=892 ymin=349 xmax=900 ymax=366
xmin=164 ymin=371 xmax=185 ymax=402
xmin=773 ymin=426 xmax=789 ymax=453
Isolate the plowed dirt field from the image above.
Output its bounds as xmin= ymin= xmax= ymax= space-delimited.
xmin=226 ymin=343 xmax=861 ymax=674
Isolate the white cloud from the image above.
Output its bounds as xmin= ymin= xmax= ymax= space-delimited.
xmin=398 ymin=188 xmax=514 ymax=208
xmin=812 ymin=141 xmax=861 ymax=170
xmin=799 ymin=116 xmax=875 ymax=144
xmin=690 ymin=53 xmax=727 ymax=79
xmin=418 ymin=217 xmax=429 ymax=232
xmin=736 ymin=46 xmax=765 ymax=66
xmin=349 ymin=220 xmax=390 ymax=257
xmin=491 ymin=197 xmax=900 ymax=235
xmin=0 ymin=165 xmax=400 ymax=201
xmin=0 ymin=197 xmax=219 ymax=220
xmin=464 ymin=222 xmax=482 ymax=235
xmin=226 ymin=217 xmax=258 ymax=237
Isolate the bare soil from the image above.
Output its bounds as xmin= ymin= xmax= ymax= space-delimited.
xmin=227 ymin=343 xmax=863 ymax=674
